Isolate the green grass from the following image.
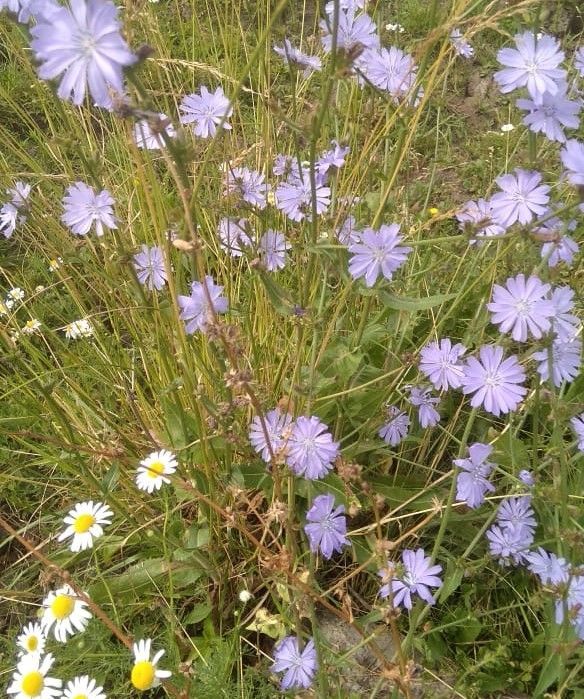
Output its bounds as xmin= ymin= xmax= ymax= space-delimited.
xmin=1 ymin=0 xmax=584 ymax=697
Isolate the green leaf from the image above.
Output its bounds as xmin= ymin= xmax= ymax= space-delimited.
xmin=380 ymin=291 xmax=457 ymax=312
xmin=533 ymin=651 xmax=563 ymax=697
xmin=184 ymin=603 xmax=212 ymax=625
xmin=255 ymin=270 xmax=297 ymax=315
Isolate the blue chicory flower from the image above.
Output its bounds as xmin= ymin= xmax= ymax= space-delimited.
xmin=304 ymin=493 xmax=349 ymax=559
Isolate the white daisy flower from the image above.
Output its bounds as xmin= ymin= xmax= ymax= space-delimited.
xmin=57 ymin=501 xmax=113 ymax=552
xmin=21 ymin=319 xmax=42 ymax=335
xmin=131 ymin=638 xmax=172 ymax=691
xmin=63 ymin=319 xmax=94 ymax=339
xmin=7 ymin=287 xmax=25 ymax=302
xmin=7 ymin=652 xmax=61 ymax=699
xmin=16 ymin=622 xmax=46 ymax=656
xmin=40 ymin=584 xmax=92 ymax=642
xmin=48 ymin=258 xmax=63 ymax=272
xmin=135 ymin=449 xmax=177 ymax=493
xmin=61 ymin=675 xmax=106 ymax=699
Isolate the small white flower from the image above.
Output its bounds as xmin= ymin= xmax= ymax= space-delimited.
xmin=131 ymin=638 xmax=172 ymax=691
xmin=135 ymin=449 xmax=177 ymax=493
xmin=500 ymin=123 xmax=515 ymax=133
xmin=238 ymin=590 xmax=253 ymax=603
xmin=8 ymin=287 xmax=25 ymax=302
xmin=48 ymin=258 xmax=63 ymax=272
xmin=64 ymin=319 xmax=94 ymax=339
xmin=7 ymin=652 xmax=61 ymax=699
xmin=21 ymin=319 xmax=42 ymax=335
xmin=61 ymin=675 xmax=106 ymax=699
xmin=40 ymin=584 xmax=92 ymax=642
xmin=385 ymin=22 xmax=405 ymax=33
xmin=57 ymin=501 xmax=113 ymax=552
xmin=16 ymin=622 xmax=46 ymax=656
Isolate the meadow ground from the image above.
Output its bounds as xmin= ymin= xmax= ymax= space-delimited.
xmin=1 ymin=0 xmax=584 ymax=697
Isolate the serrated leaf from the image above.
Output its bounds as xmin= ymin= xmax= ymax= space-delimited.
xmin=380 ymin=291 xmax=457 ymax=312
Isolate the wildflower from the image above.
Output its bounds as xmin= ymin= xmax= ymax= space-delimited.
xmin=516 ymin=83 xmax=580 ymax=143
xmin=461 ymin=345 xmax=527 ymax=417
xmin=454 ymin=442 xmax=496 ymax=509
xmin=419 ymin=338 xmax=466 ymax=391
xmin=494 ymin=31 xmax=565 ymax=103
xmin=20 ymin=319 xmax=41 ymax=336
xmin=131 ymin=639 xmax=172 ymax=691
xmin=487 ymin=273 xmax=554 ymax=342
xmin=249 ymin=408 xmax=293 ymax=462
xmin=48 ymin=258 xmax=63 ymax=272
xmin=560 ymin=139 xmax=584 ymax=185
xmin=57 ymin=500 xmax=113 ymax=552
xmin=64 ymin=319 xmax=94 ymax=339
xmin=61 ymin=182 xmax=116 ymax=237
xmin=217 ymin=218 xmax=251 ymax=258
xmin=500 ymin=123 xmax=514 ymax=133
xmin=526 ymin=547 xmax=569 ymax=585
xmin=0 ymin=202 xmax=18 ymax=238
xmin=179 ymin=86 xmax=232 ymax=138
xmin=177 ymin=275 xmax=228 ymax=334
xmin=571 ymin=413 xmax=584 ymax=452
xmin=272 ymin=154 xmax=294 ymax=178
xmin=407 ymin=386 xmax=440 ymax=428
xmin=490 ymin=169 xmax=550 ymax=228
xmin=259 ymin=229 xmax=291 ymax=271
xmin=286 ymin=416 xmax=339 ymax=480
xmin=385 ymin=22 xmax=404 ymax=33
xmin=575 ymin=47 xmax=584 ymax=76
xmin=378 ymin=405 xmax=409 ymax=446
xmin=325 ymin=0 xmax=366 ymax=13
xmin=335 ymin=214 xmax=362 ymax=245
xmin=348 ymin=223 xmax=411 ymax=287
xmin=304 ymin=493 xmax=349 ymax=559
xmin=450 ymin=28 xmax=474 ymax=58
xmin=555 ymin=576 xmax=584 ymax=634
xmin=8 ymin=181 xmax=31 ymax=208
xmin=496 ymin=496 xmax=537 ymax=535
xmin=379 ymin=548 xmax=442 ymax=609
xmin=238 ymin=589 xmax=253 ymax=603
xmin=361 ymin=47 xmax=418 ymax=101
xmin=16 ymin=623 xmax=46 ymax=656
xmin=271 ymin=636 xmax=317 ymax=691
xmin=456 ymin=198 xmax=505 ymax=242
xmin=541 ymin=234 xmax=579 ymax=268
xmin=273 ymin=39 xmax=322 ymax=76
xmin=533 ymin=338 xmax=581 ymax=387
xmin=7 ymin=287 xmax=25 ymax=303
xmin=133 ymin=113 xmax=176 ymax=149
xmin=548 ymin=286 xmax=580 ymax=342
xmin=61 ymin=676 xmax=105 ymax=699
xmin=7 ymin=652 xmax=61 ymax=699
xmin=274 ymin=172 xmax=331 ymax=222
xmin=0 ymin=0 xmax=19 ymax=13
xmin=320 ymin=7 xmax=379 ymax=56
xmin=132 ymin=245 xmax=168 ymax=291
xmin=41 ymin=584 xmax=92 ymax=642
xmin=316 ymin=140 xmax=349 ymax=175
xmin=223 ymin=166 xmax=268 ymax=209
xmin=136 ymin=449 xmax=177 ymax=493
xmin=30 ymin=0 xmax=136 ymax=109
xmin=486 ymin=523 xmax=532 ymax=566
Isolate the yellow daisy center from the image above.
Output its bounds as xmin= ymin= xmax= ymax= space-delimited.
xmin=131 ymin=660 xmax=156 ymax=690
xmin=72 ymin=694 xmax=88 ymax=699
xmin=146 ymin=461 xmax=165 ymax=479
xmin=25 ymin=636 xmax=38 ymax=651
xmin=50 ymin=593 xmax=75 ymax=620
xmin=21 ymin=671 xmax=44 ymax=696
xmin=73 ymin=513 xmax=95 ymax=533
